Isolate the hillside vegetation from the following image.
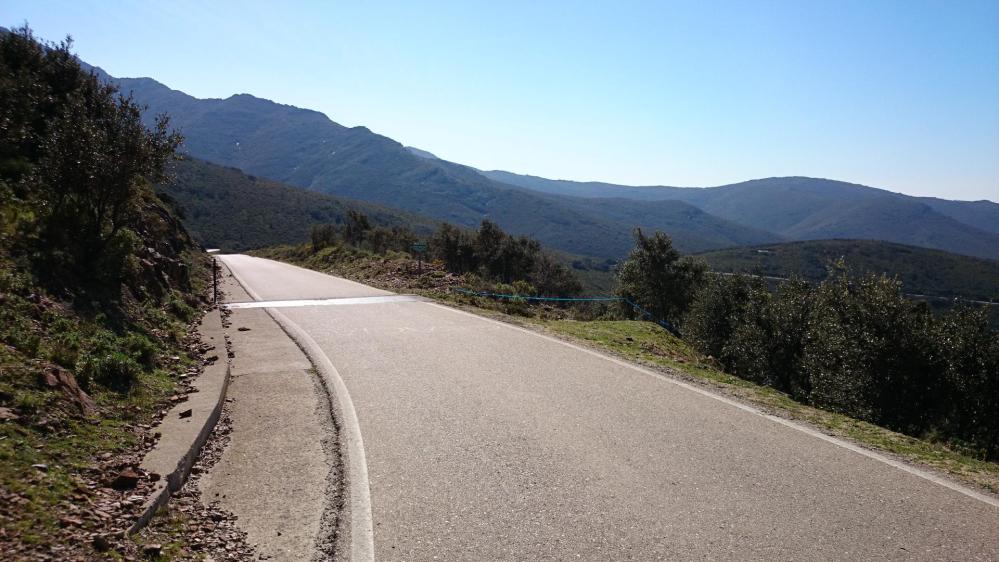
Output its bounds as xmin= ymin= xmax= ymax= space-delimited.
xmin=158 ymin=157 xmax=438 ymax=252
xmin=0 ymin=28 xmax=210 ymax=557
xmin=261 ymin=214 xmax=582 ymax=298
xmin=610 ymin=231 xmax=999 ymax=461
xmin=697 ymin=239 xmax=999 ymax=301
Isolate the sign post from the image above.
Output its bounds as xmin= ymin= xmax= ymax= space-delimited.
xmin=411 ymin=242 xmax=428 ymax=273
xmin=212 ymin=258 xmax=219 ymax=303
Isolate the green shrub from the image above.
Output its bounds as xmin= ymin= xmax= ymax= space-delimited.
xmin=166 ymin=291 xmax=196 ymax=322
xmin=123 ymin=333 xmax=158 ymax=368
xmin=431 ymin=220 xmax=581 ymax=294
xmin=801 ymin=270 xmax=937 ymax=429
xmin=76 ymin=350 xmax=141 ymax=392
xmin=720 ymin=278 xmax=812 ymax=399
xmin=683 ymin=263 xmax=999 ymax=459
xmin=617 ymin=229 xmax=706 ymax=327
xmin=310 ymin=224 xmax=338 ymax=252
xmin=931 ymin=306 xmax=999 ymax=458
xmin=48 ymin=320 xmax=83 ymax=368
xmin=683 ymin=274 xmax=756 ymax=359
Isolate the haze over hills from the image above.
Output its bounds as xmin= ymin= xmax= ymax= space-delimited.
xmin=83 ymin=62 xmax=999 ymax=262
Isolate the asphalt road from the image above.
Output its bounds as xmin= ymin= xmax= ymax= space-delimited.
xmin=219 ymin=254 xmax=999 ymax=561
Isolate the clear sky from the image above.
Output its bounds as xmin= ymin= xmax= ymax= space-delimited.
xmin=6 ymin=0 xmax=999 ymax=201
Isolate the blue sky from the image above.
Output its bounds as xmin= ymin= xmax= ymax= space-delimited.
xmin=6 ymin=0 xmax=999 ymax=201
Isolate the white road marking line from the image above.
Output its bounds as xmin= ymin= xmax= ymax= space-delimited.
xmin=225 ymin=295 xmax=425 ymax=309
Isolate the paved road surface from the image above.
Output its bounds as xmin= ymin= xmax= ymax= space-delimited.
xmin=220 ymin=254 xmax=999 ymax=561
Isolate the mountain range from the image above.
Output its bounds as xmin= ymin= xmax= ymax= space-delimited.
xmin=85 ymin=64 xmax=998 ymax=262
xmin=482 ymin=172 xmax=999 ymax=259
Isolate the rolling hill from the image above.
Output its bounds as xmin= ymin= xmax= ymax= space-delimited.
xmin=158 ymin=158 xmax=439 ymax=252
xmin=697 ymin=239 xmax=999 ymax=302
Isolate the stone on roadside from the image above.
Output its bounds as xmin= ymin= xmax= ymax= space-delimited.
xmin=92 ymin=535 xmax=111 ymax=552
xmin=110 ymin=468 xmax=141 ymax=490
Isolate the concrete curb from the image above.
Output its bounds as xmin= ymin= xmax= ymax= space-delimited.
xmin=127 ymin=305 xmax=232 ymax=535
xmin=221 ymin=256 xmax=376 ymax=562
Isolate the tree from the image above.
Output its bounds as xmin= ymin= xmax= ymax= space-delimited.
xmin=343 ymin=210 xmax=371 ymax=245
xmin=310 ymin=224 xmax=338 ymax=251
xmin=431 ymin=222 xmax=477 ymax=273
xmin=719 ymin=277 xmax=812 ymax=398
xmin=616 ymin=229 xmax=706 ymax=326
xmin=0 ymin=26 xmax=181 ymax=289
xmin=684 ymin=274 xmax=755 ymax=359
xmin=474 ymin=220 xmax=505 ymax=271
xmin=532 ymin=253 xmax=582 ymax=296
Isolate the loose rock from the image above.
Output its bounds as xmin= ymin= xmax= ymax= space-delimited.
xmin=111 ymin=468 xmax=141 ymax=490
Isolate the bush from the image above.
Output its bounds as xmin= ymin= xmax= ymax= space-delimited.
xmin=0 ymin=26 xmax=181 ymax=293
xmin=617 ymin=229 xmax=706 ymax=327
xmin=166 ymin=291 xmax=196 ymax=322
xmin=719 ymin=278 xmax=812 ymax=398
xmin=48 ymin=319 xmax=83 ymax=368
xmin=76 ymin=350 xmax=141 ymax=392
xmin=931 ymin=306 xmax=999 ymax=457
xmin=684 ymin=274 xmax=756 ymax=359
xmin=430 ymin=220 xmax=581 ymax=296
xmin=801 ymin=269 xmax=937 ymax=430
xmin=532 ymin=253 xmax=582 ymax=296
xmin=123 ymin=333 xmax=158 ymax=368
xmin=683 ymin=263 xmax=999 ymax=459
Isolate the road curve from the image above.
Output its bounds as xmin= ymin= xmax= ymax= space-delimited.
xmin=220 ymin=254 xmax=999 ymax=561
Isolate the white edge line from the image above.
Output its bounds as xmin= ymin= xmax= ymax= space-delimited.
xmin=425 ymin=301 xmax=999 ymax=510
xmin=220 ymin=256 xmax=376 ymax=561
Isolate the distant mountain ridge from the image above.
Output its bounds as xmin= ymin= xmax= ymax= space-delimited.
xmin=482 ymin=171 xmax=999 ymax=260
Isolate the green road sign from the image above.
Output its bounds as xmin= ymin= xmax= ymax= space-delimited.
xmin=411 ymin=242 xmax=428 ymax=253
